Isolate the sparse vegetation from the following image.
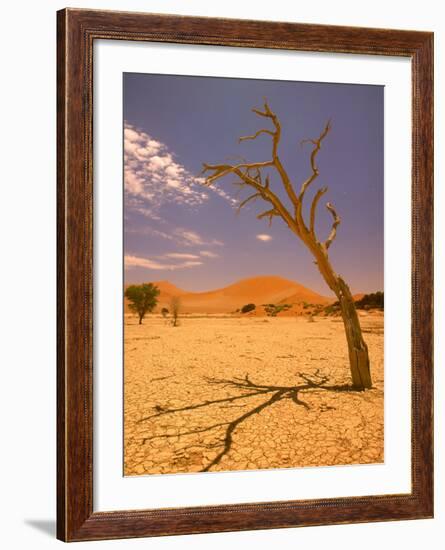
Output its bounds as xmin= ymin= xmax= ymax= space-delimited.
xmin=323 ymin=302 xmax=341 ymax=316
xmin=356 ymin=292 xmax=384 ymax=310
xmin=161 ymin=307 xmax=169 ymax=318
xmin=311 ymin=304 xmax=324 ymax=316
xmin=125 ymin=283 xmax=160 ymax=325
xmin=323 ymin=292 xmax=384 ymax=316
xmin=264 ymin=303 xmax=292 ymax=317
xmin=170 ymin=296 xmax=181 ymax=327
xmin=241 ymin=303 xmax=256 ymax=314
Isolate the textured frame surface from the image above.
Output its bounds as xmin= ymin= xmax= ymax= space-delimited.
xmin=57 ymin=8 xmax=433 ymax=542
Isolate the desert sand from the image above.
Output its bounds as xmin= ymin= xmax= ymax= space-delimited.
xmin=124 ymin=311 xmax=384 ymax=476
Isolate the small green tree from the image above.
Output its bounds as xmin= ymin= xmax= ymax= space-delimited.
xmin=125 ymin=283 xmax=160 ymax=325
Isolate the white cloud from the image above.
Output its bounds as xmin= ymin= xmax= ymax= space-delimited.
xmin=124 ymin=123 xmax=207 ymax=210
xmin=124 ymin=122 xmax=237 ymax=216
xmin=125 ymin=225 xmax=223 ymax=249
xmin=180 ymin=230 xmax=204 ymax=246
xmin=124 ymin=245 xmax=220 ymax=272
xmin=165 ymin=253 xmax=200 ymax=260
xmin=125 ymin=254 xmax=203 ymax=271
xmin=149 ymin=154 xmax=173 ymax=171
xmin=125 ymin=196 xmax=161 ymax=221
xmin=256 ymin=234 xmax=272 ymax=242
xmin=165 ymin=165 xmax=184 ymax=178
xmin=124 ymin=127 xmax=143 ymax=143
xmin=176 ymin=229 xmax=224 ymax=247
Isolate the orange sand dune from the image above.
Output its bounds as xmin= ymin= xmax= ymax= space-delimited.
xmin=151 ymin=280 xmax=188 ymax=299
xmin=125 ymin=276 xmax=331 ymax=314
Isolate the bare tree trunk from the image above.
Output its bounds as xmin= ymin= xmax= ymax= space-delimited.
xmin=310 ymin=245 xmax=372 ymax=390
xmin=170 ymin=297 xmax=181 ymax=327
xmin=336 ymin=278 xmax=372 ymax=389
xmin=138 ymin=313 xmax=143 ymax=325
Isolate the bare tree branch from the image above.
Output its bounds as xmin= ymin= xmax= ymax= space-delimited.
xmin=293 ymin=120 xmax=332 ymax=237
xmin=239 ymin=129 xmax=274 ymax=142
xmin=251 ymin=101 xmax=280 ymax=159
xmin=324 ymin=202 xmax=341 ymax=250
xmin=253 ymin=101 xmax=301 ymax=211
xmin=257 ymin=207 xmax=280 ymax=227
xmin=202 ymin=161 xmax=273 ymax=184
xmin=203 ymin=99 xmax=305 ymax=235
xmin=299 ymin=120 xmax=331 ymax=202
xmin=202 ymin=161 xmax=298 ymax=234
xmin=236 ymin=192 xmax=261 ymax=213
xmin=310 ymin=186 xmax=328 ymax=236
xmin=251 ymin=106 xmax=272 ymax=118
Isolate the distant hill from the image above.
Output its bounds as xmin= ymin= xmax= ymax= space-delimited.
xmin=125 ymin=275 xmax=331 ymax=314
xmin=149 ymin=280 xmax=188 ymax=299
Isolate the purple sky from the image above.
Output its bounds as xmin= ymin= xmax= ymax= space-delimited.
xmin=124 ymin=73 xmax=383 ymax=296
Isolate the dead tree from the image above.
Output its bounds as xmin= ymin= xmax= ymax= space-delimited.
xmin=202 ymin=100 xmax=372 ymax=389
xmin=170 ymin=296 xmax=181 ymax=327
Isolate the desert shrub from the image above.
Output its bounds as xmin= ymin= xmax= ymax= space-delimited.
xmin=264 ymin=303 xmax=291 ymax=316
xmin=356 ymin=292 xmax=384 ymax=309
xmin=241 ymin=303 xmax=256 ymax=314
xmin=323 ymin=302 xmax=340 ymax=316
xmin=322 ymin=292 xmax=383 ymax=316
xmin=161 ymin=307 xmax=169 ymax=318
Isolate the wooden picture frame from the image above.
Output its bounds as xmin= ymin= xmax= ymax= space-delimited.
xmin=57 ymin=8 xmax=433 ymax=542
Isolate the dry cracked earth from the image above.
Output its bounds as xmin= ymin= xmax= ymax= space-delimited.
xmin=124 ymin=314 xmax=384 ymax=476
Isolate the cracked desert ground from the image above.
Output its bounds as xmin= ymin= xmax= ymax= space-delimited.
xmin=124 ymin=313 xmax=383 ymax=476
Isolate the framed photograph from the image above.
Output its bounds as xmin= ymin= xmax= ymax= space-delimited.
xmin=57 ymin=8 xmax=433 ymax=542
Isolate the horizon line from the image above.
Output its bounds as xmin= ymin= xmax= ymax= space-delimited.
xmin=123 ymin=273 xmax=383 ymax=297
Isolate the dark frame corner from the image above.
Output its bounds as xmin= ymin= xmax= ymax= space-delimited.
xmin=57 ymin=8 xmax=433 ymax=542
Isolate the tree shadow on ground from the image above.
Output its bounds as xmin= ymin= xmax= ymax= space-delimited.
xmin=138 ymin=370 xmax=362 ymax=472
